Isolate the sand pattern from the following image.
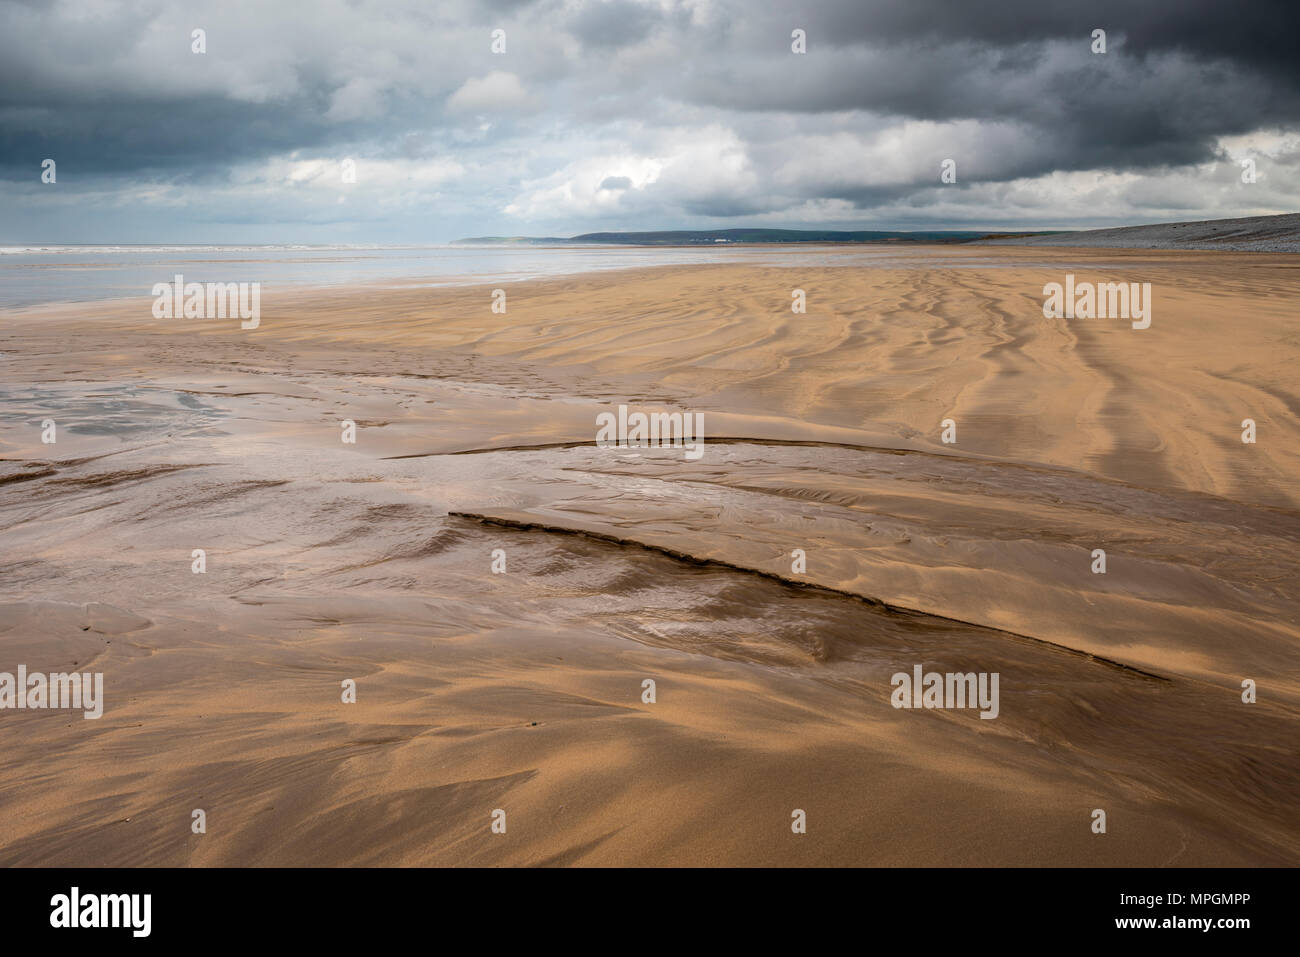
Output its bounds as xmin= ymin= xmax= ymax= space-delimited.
xmin=1 ymin=247 xmax=1297 ymax=865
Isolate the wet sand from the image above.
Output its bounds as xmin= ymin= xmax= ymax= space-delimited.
xmin=1 ymin=245 xmax=1297 ymax=865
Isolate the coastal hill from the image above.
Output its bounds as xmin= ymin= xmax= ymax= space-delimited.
xmin=455 ymin=214 xmax=1300 ymax=251
xmin=453 ymin=228 xmax=1044 ymax=246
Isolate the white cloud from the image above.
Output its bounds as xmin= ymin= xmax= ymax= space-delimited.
xmin=446 ymin=72 xmax=539 ymax=115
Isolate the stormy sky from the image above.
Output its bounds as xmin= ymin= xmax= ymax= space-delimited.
xmin=1 ymin=0 xmax=1297 ymax=243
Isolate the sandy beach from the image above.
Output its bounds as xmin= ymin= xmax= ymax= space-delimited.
xmin=1 ymin=245 xmax=1297 ymax=866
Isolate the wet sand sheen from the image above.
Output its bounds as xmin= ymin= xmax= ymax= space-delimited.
xmin=0 ymin=246 xmax=1297 ymax=865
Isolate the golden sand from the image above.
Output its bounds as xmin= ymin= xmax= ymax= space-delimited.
xmin=1 ymin=246 xmax=1297 ymax=865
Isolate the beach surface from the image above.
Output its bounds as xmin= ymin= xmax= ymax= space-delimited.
xmin=1 ymin=245 xmax=1297 ymax=865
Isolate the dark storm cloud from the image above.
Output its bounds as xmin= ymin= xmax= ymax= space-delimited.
xmin=676 ymin=1 xmax=1300 ymax=180
xmin=802 ymin=0 xmax=1300 ymax=76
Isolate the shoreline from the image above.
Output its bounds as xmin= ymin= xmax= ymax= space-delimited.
xmin=6 ymin=243 xmax=1300 ymax=319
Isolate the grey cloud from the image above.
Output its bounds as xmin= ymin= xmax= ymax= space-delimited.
xmin=0 ymin=0 xmax=1296 ymax=240
xmin=568 ymin=0 xmax=662 ymax=49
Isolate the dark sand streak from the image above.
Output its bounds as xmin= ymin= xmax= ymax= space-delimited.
xmin=449 ymin=510 xmax=1171 ymax=682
